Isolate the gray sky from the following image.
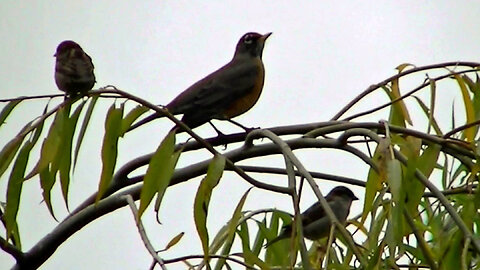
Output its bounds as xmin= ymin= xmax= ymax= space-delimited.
xmin=1 ymin=1 xmax=480 ymax=269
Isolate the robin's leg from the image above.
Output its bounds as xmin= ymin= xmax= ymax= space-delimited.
xmin=208 ymin=121 xmax=227 ymax=137
xmin=227 ymin=119 xmax=259 ymax=133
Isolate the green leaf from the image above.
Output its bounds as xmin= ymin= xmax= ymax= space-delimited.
xmin=0 ymin=100 xmax=22 ymax=127
xmin=39 ymin=166 xmax=56 ymax=219
xmin=264 ymin=211 xmax=292 ymax=266
xmin=412 ymin=96 xmax=442 ymax=135
xmin=4 ymin=136 xmax=36 ymax=243
xmin=25 ymin=106 xmax=66 ymax=179
xmin=153 ymin=149 xmax=181 ymax=215
xmin=214 ymin=188 xmax=251 ymax=270
xmin=386 ymin=159 xmax=402 ymax=203
xmin=74 ymin=95 xmax=99 ymax=172
xmin=0 ymin=136 xmax=25 ymax=180
xmin=96 ymin=103 xmax=124 ymax=203
xmin=138 ymin=130 xmax=179 ymax=218
xmin=363 ymin=138 xmax=390 ymax=221
xmin=58 ymin=101 xmax=86 ymax=209
xmin=193 ymin=155 xmax=226 ymax=267
xmin=120 ymin=105 xmax=149 ymax=136
xmin=405 ymin=144 xmax=440 ymax=214
xmin=241 ymin=249 xmax=270 ymax=270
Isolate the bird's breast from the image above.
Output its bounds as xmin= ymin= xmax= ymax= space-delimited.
xmin=222 ymin=59 xmax=265 ymax=118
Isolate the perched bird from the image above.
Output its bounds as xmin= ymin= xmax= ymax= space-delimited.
xmin=128 ymin=32 xmax=272 ymax=134
xmin=54 ymin=40 xmax=95 ymax=96
xmin=265 ymin=186 xmax=359 ymax=247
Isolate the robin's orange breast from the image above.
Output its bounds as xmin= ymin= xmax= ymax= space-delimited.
xmin=222 ymin=59 xmax=265 ymax=118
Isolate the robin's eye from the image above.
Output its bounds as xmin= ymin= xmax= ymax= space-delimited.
xmin=243 ymin=35 xmax=253 ymax=44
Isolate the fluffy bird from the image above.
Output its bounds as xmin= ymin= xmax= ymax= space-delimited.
xmin=54 ymin=40 xmax=95 ymax=96
xmin=265 ymin=186 xmax=359 ymax=247
xmin=128 ymin=32 xmax=272 ymax=133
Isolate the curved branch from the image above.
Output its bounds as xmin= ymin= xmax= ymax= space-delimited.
xmin=0 ymin=236 xmax=24 ymax=262
xmin=341 ymin=69 xmax=479 ymax=122
xmin=332 ymin=62 xmax=480 ymax=120
xmin=161 ymin=254 xmax=258 ymax=269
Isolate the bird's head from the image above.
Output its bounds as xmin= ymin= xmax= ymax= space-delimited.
xmin=234 ymin=32 xmax=272 ymax=58
xmin=326 ymin=186 xmax=359 ymax=202
xmin=54 ymin=40 xmax=82 ymax=57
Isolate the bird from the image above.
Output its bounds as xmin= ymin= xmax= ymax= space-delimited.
xmin=265 ymin=186 xmax=359 ymax=248
xmin=54 ymin=40 xmax=96 ymax=97
xmin=128 ymin=32 xmax=272 ymax=134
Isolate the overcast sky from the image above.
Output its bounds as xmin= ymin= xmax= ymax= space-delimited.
xmin=1 ymin=1 xmax=480 ymax=269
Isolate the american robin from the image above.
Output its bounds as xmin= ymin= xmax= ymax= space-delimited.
xmin=54 ymin=40 xmax=96 ymax=96
xmin=128 ymin=32 xmax=272 ymax=133
xmin=265 ymin=186 xmax=359 ymax=247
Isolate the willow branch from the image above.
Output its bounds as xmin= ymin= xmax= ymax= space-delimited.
xmin=124 ymin=195 xmax=167 ymax=270
xmin=332 ymin=62 xmax=480 ymax=120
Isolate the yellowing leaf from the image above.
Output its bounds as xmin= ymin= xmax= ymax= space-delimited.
xmin=159 ymin=232 xmax=184 ymax=252
xmin=453 ymin=74 xmax=476 ymax=142
xmin=395 ymin=63 xmax=414 ymax=72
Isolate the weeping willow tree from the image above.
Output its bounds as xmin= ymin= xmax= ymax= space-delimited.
xmin=1 ymin=62 xmax=480 ymax=269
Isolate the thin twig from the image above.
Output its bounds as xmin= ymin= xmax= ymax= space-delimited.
xmin=161 ymin=254 xmax=258 ymax=269
xmin=341 ymin=69 xmax=479 ymax=121
xmin=332 ymin=62 xmax=480 ymax=120
xmin=124 ymin=195 xmax=167 ymax=270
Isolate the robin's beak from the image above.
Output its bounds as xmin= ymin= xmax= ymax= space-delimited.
xmin=260 ymin=32 xmax=272 ymax=42
xmin=353 ymin=195 xmax=359 ymax=201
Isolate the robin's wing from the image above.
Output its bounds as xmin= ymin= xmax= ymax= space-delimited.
xmin=62 ymin=51 xmax=95 ymax=83
xmin=167 ymin=59 xmax=259 ymax=115
xmin=300 ymin=196 xmax=339 ymax=226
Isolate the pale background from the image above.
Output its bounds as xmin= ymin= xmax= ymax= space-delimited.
xmin=1 ymin=1 xmax=479 ymax=269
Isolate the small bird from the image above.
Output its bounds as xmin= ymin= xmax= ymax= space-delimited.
xmin=128 ymin=32 xmax=272 ymax=134
xmin=265 ymin=186 xmax=359 ymax=247
xmin=54 ymin=40 xmax=96 ymax=97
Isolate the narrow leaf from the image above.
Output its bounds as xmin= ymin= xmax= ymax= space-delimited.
xmin=153 ymin=149 xmax=181 ymax=214
xmin=25 ymin=106 xmax=65 ymax=179
xmin=39 ymin=166 xmax=56 ymax=219
xmin=387 ymin=159 xmax=402 ymax=203
xmin=453 ymin=74 xmax=475 ymax=141
xmin=391 ymin=73 xmax=412 ymax=125
xmin=412 ymin=96 xmax=442 ymax=135
xmin=0 ymin=136 xmax=25 ymax=180
xmin=194 ymin=155 xmax=226 ymax=266
xmin=0 ymin=100 xmax=22 ymax=127
xmin=4 ymin=138 xmax=35 ymax=243
xmin=96 ymin=103 xmax=123 ymax=203
xmin=73 ymin=95 xmax=99 ymax=172
xmin=160 ymin=232 xmax=184 ymax=252
xmin=120 ymin=105 xmax=150 ymax=136
xmin=362 ymin=138 xmax=390 ymax=221
xmin=58 ymin=101 xmax=86 ymax=209
xmin=214 ymin=188 xmax=251 ymax=270
xmin=138 ymin=130 xmax=178 ymax=218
